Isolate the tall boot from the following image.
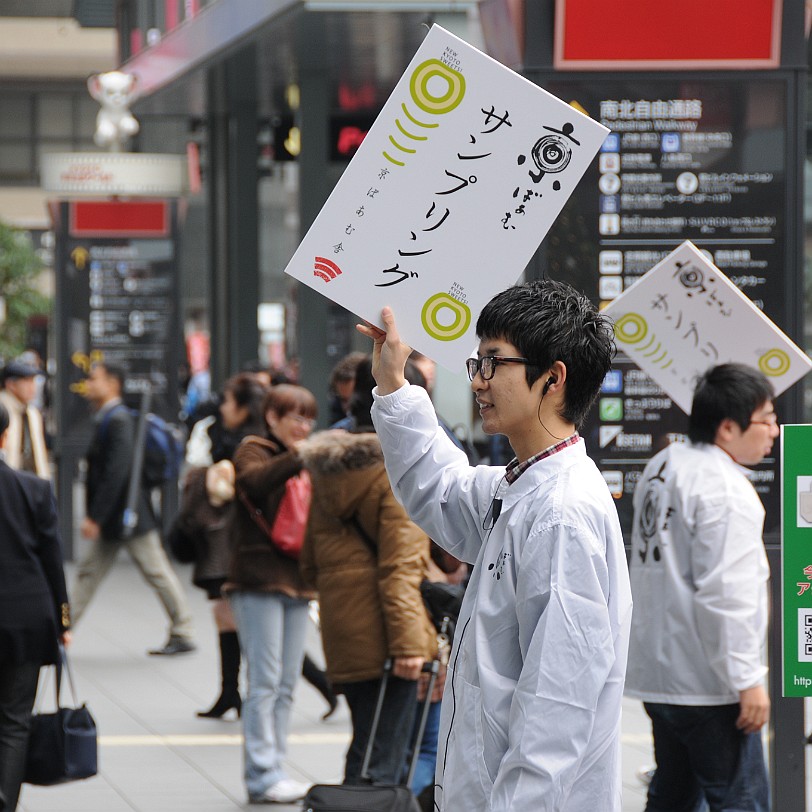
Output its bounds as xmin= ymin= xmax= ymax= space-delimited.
xmin=302 ymin=653 xmax=338 ymax=720
xmin=197 ymin=631 xmax=242 ymax=719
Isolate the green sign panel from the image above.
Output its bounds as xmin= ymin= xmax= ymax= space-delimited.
xmin=782 ymin=425 xmax=812 ymax=696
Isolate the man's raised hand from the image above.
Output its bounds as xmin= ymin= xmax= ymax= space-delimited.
xmin=356 ymin=307 xmax=413 ymax=395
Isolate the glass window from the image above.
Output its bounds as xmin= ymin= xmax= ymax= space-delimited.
xmin=77 ymin=96 xmax=100 ymax=140
xmin=36 ymin=95 xmax=75 ymax=139
xmin=0 ymin=96 xmax=32 ymax=138
xmin=0 ymin=143 xmax=33 ymax=178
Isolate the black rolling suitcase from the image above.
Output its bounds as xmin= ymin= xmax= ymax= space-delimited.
xmin=302 ymin=657 xmax=439 ymax=812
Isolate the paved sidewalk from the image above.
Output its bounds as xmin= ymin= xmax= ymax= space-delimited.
xmin=19 ymin=558 xmax=653 ymax=811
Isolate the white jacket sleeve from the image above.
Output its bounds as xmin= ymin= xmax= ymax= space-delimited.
xmin=491 ymin=521 xmax=618 ymax=810
xmin=372 ymin=383 xmax=500 ymax=564
xmin=691 ymin=487 xmax=768 ymax=693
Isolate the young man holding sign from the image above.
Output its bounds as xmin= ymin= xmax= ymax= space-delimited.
xmin=359 ymin=280 xmax=632 ymax=811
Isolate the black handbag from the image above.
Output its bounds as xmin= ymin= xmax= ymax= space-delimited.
xmin=24 ymin=648 xmax=98 ymax=786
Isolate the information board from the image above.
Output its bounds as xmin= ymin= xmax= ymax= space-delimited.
xmin=55 ymin=200 xmax=181 ymax=437
xmin=539 ymin=77 xmax=789 ymax=537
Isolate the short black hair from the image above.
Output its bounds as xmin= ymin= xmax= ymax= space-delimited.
xmin=0 ymin=402 xmax=8 ymax=436
xmin=475 ymin=279 xmax=615 ymax=428
xmin=223 ymin=372 xmax=267 ymax=434
xmin=240 ymin=359 xmax=269 ymax=375
xmin=688 ymin=363 xmax=774 ymax=444
xmin=92 ymin=361 xmax=127 ymax=393
xmin=329 ymin=351 xmax=367 ymax=392
xmin=350 ymin=355 xmax=426 ymax=432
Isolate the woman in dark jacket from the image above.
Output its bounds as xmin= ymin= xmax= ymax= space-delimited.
xmin=0 ymin=403 xmax=70 ymax=811
xmin=180 ymin=373 xmax=267 ymax=719
xmin=223 ymin=384 xmax=318 ymax=805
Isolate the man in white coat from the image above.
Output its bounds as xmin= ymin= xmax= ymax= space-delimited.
xmin=359 ymin=280 xmax=633 ymax=812
xmin=626 ymin=363 xmax=777 ymax=811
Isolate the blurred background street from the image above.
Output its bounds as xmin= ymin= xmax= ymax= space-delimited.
xmin=18 ymin=557 xmax=653 ymax=812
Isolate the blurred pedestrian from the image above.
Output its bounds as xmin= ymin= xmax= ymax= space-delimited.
xmin=626 ymin=363 xmax=776 ymax=812
xmin=327 ymin=351 xmax=367 ymax=425
xmin=0 ymin=359 xmax=49 ymax=479
xmin=185 ymin=373 xmax=266 ymax=471
xmin=224 ymin=384 xmax=317 ymax=804
xmin=241 ymin=360 xmax=274 ymax=390
xmin=0 ymin=402 xmax=70 ymax=811
xmin=71 ymin=362 xmax=196 ymax=656
xmin=299 ymin=358 xmax=437 ymax=785
xmin=177 ymin=373 xmax=267 ymax=719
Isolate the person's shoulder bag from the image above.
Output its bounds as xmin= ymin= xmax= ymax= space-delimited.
xmin=238 ymin=470 xmax=312 ymax=560
xmin=24 ymin=646 xmax=97 ymax=786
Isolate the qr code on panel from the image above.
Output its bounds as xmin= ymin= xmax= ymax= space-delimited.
xmin=799 ymin=609 xmax=812 ymax=662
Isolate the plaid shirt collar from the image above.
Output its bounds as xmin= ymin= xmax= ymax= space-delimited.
xmin=504 ymin=433 xmax=580 ymax=485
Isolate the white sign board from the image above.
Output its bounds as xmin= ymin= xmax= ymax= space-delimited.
xmin=603 ymin=241 xmax=812 ymax=413
xmin=40 ymin=153 xmax=186 ymax=197
xmin=283 ymin=24 xmax=608 ymax=370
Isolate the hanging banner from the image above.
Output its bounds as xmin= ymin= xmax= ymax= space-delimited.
xmin=283 ymin=24 xmax=608 ymax=370
xmin=602 ymin=241 xmax=812 ymax=413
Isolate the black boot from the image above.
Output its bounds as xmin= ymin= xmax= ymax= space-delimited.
xmin=197 ymin=631 xmax=242 ymax=719
xmin=302 ymin=653 xmax=338 ymax=720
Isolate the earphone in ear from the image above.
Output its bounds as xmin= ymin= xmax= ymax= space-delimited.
xmin=542 ymin=377 xmax=555 ymax=396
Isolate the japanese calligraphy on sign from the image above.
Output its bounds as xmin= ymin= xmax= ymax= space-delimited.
xmin=603 ymin=241 xmax=812 ymax=413
xmin=283 ymin=24 xmax=609 ymax=370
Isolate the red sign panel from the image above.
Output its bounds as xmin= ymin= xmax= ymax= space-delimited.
xmin=554 ymin=0 xmax=782 ymax=70
xmin=69 ymin=201 xmax=170 ymax=237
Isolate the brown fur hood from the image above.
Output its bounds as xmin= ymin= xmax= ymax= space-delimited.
xmin=297 ymin=430 xmax=383 ymax=475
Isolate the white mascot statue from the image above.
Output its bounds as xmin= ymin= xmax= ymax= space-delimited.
xmin=87 ymin=71 xmax=140 ymax=151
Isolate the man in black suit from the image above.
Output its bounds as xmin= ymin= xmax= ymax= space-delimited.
xmin=0 ymin=402 xmax=70 ymax=811
xmin=71 ymin=362 xmax=195 ymax=655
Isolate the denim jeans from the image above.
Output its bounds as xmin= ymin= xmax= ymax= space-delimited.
xmin=340 ymin=675 xmax=418 ymax=785
xmin=644 ymin=702 xmax=769 ymax=812
xmin=409 ymin=699 xmax=442 ymax=795
xmin=229 ymin=591 xmax=309 ymax=797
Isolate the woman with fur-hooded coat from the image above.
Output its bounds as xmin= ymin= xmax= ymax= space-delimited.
xmin=299 ymin=363 xmax=436 ymax=786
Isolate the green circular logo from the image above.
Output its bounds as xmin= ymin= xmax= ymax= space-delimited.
xmin=614 ymin=313 xmax=648 ymax=345
xmin=421 ymin=293 xmax=471 ymax=342
xmin=409 ymin=59 xmax=466 ymax=116
xmin=758 ymin=348 xmax=790 ymax=377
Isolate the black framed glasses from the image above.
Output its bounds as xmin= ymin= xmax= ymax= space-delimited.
xmin=466 ymin=355 xmax=533 ymax=382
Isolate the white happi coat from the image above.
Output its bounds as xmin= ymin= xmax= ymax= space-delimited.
xmin=371 ymin=384 xmax=632 ymax=812
xmin=625 ymin=442 xmax=769 ymax=705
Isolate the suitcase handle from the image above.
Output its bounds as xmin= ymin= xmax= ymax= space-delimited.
xmin=359 ymin=657 xmax=441 ymax=784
